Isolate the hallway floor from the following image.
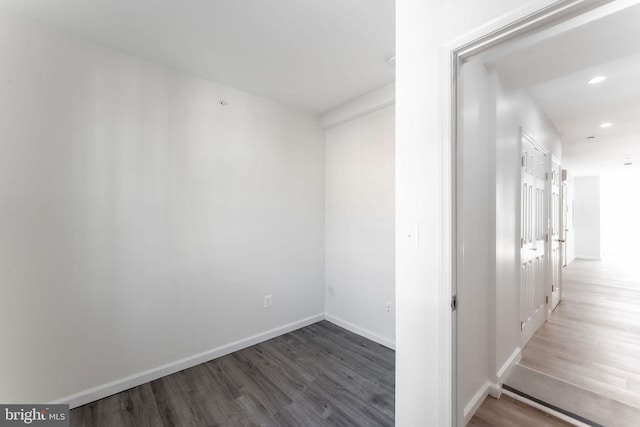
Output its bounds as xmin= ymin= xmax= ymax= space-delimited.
xmin=520 ymin=257 xmax=640 ymax=410
xmin=468 ymin=394 xmax=571 ymax=427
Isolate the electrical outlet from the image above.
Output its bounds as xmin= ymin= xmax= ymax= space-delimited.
xmin=264 ymin=295 xmax=272 ymax=308
xmin=385 ymin=302 xmax=392 ymax=315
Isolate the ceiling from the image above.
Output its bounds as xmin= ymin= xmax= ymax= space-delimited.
xmin=487 ymin=4 xmax=640 ymax=176
xmin=0 ymin=0 xmax=395 ymax=113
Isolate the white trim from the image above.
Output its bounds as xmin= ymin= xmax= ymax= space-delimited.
xmin=575 ymin=255 xmax=601 ymax=260
xmin=501 ymin=389 xmax=591 ymax=427
xmin=497 ymin=347 xmax=522 ymax=382
xmin=324 ymin=314 xmax=395 ymax=350
xmin=319 ymin=82 xmax=395 ymax=129
xmin=487 ymin=382 xmax=502 ymax=399
xmin=444 ymin=2 xmax=612 ymax=425
xmin=463 ymin=381 xmax=492 ymax=425
xmin=49 ymin=313 xmax=324 ymax=409
xmin=450 ymin=0 xmax=612 ymax=60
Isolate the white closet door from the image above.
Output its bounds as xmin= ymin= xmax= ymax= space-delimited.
xmin=520 ymin=132 xmax=548 ymax=346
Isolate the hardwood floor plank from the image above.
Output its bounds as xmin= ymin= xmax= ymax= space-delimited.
xmin=519 ymin=258 xmax=640 ymax=413
xmin=70 ymin=321 xmax=395 ymax=426
xmin=504 ymin=364 xmax=640 ymax=427
xmin=468 ymin=395 xmax=572 ymax=427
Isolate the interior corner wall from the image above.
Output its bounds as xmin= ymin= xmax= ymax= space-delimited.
xmin=324 ymin=105 xmax=396 ymax=348
xmin=574 ymin=176 xmax=601 ymax=259
xmin=0 ymin=12 xmax=325 ymax=404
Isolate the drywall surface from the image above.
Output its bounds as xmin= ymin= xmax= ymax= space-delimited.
xmin=0 ymin=12 xmax=325 ymax=404
xmin=440 ymin=41 xmax=560 ymax=421
xmin=491 ymin=69 xmax=562 ymax=382
xmin=320 ymin=82 xmax=395 ymax=129
xmin=458 ymin=59 xmax=493 ymax=416
xmin=325 ymin=105 xmax=395 ymax=348
xmin=455 ymin=53 xmax=563 ymax=423
xmin=601 ymin=171 xmax=640 ymax=257
xmin=395 ymin=1 xmax=560 ymax=424
xmin=574 ymin=176 xmax=601 ymax=259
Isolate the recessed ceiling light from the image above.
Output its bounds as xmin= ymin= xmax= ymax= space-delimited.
xmin=624 ymin=162 xmax=633 ymax=166
xmin=600 ymin=122 xmax=613 ymax=128
xmin=588 ymin=76 xmax=607 ymax=84
xmin=587 ymin=136 xmax=595 ymax=140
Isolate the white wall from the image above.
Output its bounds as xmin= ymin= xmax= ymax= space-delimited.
xmin=574 ymin=176 xmax=602 ymax=259
xmin=458 ymin=59 xmax=493 ymax=420
xmin=324 ymin=103 xmax=395 ymax=348
xmin=0 ymin=12 xmax=325 ymax=405
xmin=456 ymin=44 xmax=563 ymax=423
xmin=491 ymin=69 xmax=562 ymax=376
xmin=396 ymin=1 xmax=563 ymax=424
xmin=321 ymin=83 xmax=395 ymax=129
xmin=601 ymin=171 xmax=640 ymax=257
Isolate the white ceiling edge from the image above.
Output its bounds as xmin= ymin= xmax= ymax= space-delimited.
xmin=320 ymin=82 xmax=395 ymax=129
xmin=486 ymin=2 xmax=640 ymax=178
xmin=0 ymin=0 xmax=395 ymax=114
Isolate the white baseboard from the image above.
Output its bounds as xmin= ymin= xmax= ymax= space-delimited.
xmin=496 ymin=347 xmax=521 ymax=385
xmin=50 ymin=313 xmax=324 ymax=409
xmin=574 ymin=256 xmax=601 ymax=260
xmin=463 ymin=347 xmax=522 ymax=425
xmin=463 ymin=381 xmax=491 ymax=426
xmin=487 ymin=382 xmax=502 ymax=399
xmin=324 ymin=314 xmax=395 ymax=350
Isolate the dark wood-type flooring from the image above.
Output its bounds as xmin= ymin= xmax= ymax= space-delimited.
xmin=70 ymin=321 xmax=395 ymax=427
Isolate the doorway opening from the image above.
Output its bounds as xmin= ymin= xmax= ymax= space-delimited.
xmin=454 ymin=1 xmax=640 ymax=425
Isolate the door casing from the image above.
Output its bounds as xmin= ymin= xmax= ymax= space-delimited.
xmin=449 ymin=1 xmax=625 ymax=425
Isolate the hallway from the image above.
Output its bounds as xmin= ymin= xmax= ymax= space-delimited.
xmin=472 ymin=258 xmax=640 ymax=426
xmin=520 ymin=257 xmax=640 ymax=410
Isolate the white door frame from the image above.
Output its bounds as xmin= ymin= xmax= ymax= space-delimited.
xmin=551 ymin=157 xmax=563 ymax=310
xmin=446 ymin=1 xmax=633 ymax=425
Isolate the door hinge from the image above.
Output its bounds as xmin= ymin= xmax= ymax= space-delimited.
xmin=545 ymin=172 xmax=549 ymax=181
xmin=545 ymin=233 xmax=549 ymax=242
xmin=521 ymin=156 xmax=525 ymax=167
xmin=520 ymin=321 xmax=524 ymax=331
xmin=451 ymin=295 xmax=457 ymax=311
xmin=552 ymin=285 xmax=555 ymax=292
xmin=546 ymin=295 xmax=549 ymax=304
